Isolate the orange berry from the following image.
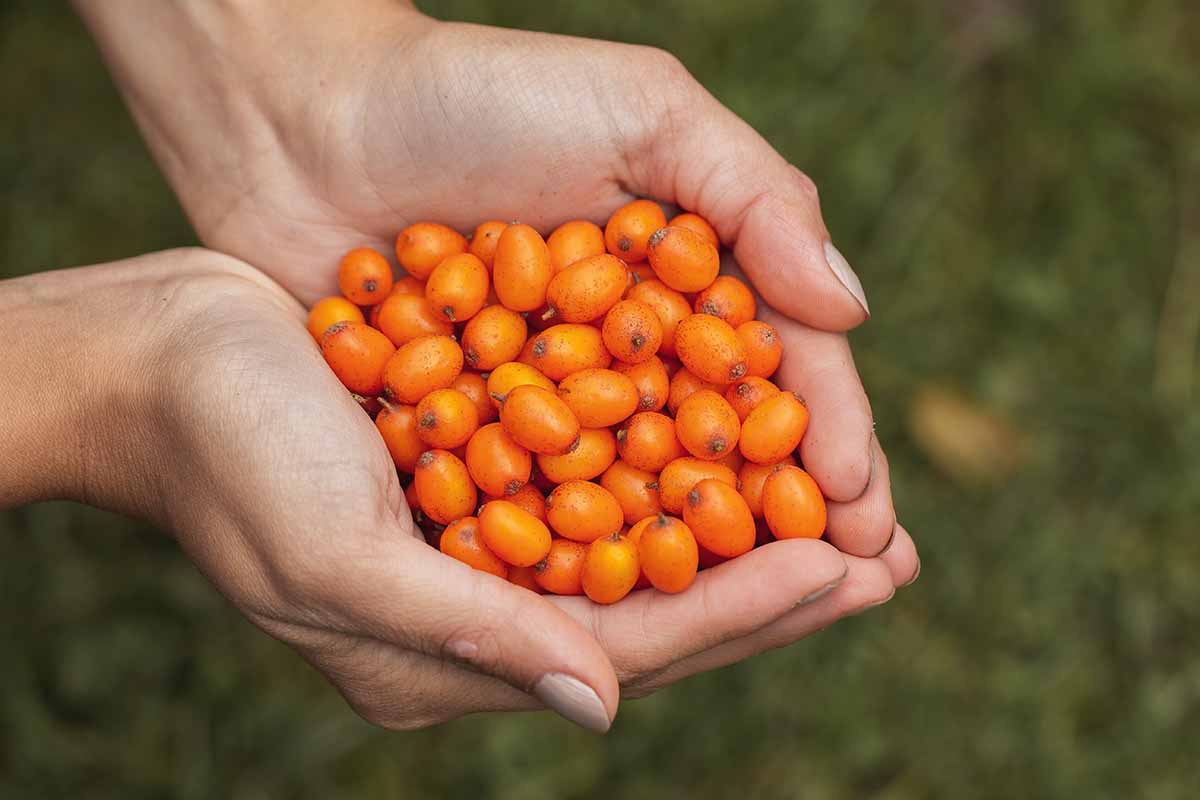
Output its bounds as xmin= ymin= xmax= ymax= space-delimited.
xmin=486 ymin=362 xmax=556 ymax=407
xmin=605 ymin=199 xmax=666 ymax=262
xmin=694 ymin=275 xmax=757 ymax=328
xmin=414 ymin=449 xmax=477 ymax=525
xmin=337 ymin=247 xmax=394 ymax=305
xmin=547 ymin=219 xmax=606 ymax=273
xmin=683 ymin=478 xmax=756 ymax=558
xmin=667 ymin=212 xmax=719 ymax=248
xmin=545 ymin=253 xmax=628 ymax=323
xmin=308 ymin=296 xmax=365 ymax=340
xmin=625 ymin=261 xmax=657 ymax=288
xmin=522 ymin=324 xmax=612 ymax=380
xmin=546 ymin=480 xmax=624 ymax=543
xmin=465 ymin=422 xmax=532 ymax=497
xmin=625 ymin=279 xmax=691 ymax=358
xmin=600 ymin=460 xmax=663 ymax=525
xmin=762 ymin=466 xmax=827 ymax=540
xmin=557 ymin=368 xmax=640 ymax=428
xmin=450 ymin=372 xmax=497 ymax=425
xmin=647 ymin=226 xmax=720 ymax=293
xmin=395 ymin=222 xmax=468 ymax=280
xmin=616 ymin=411 xmax=686 ymax=473
xmin=508 ymin=564 xmax=543 ymax=593
xmin=533 ymin=538 xmax=587 ymax=595
xmin=484 ymin=483 xmax=547 ymax=523
xmin=415 ymin=388 xmax=480 ymax=450
xmin=581 ymin=532 xmax=641 ymax=604
xmin=636 ymin=513 xmax=699 ymax=593
xmin=612 ymin=355 xmax=670 ymax=412
xmin=375 ymin=292 xmax=454 ymax=347
xmin=498 ymin=384 xmax=580 ymax=455
xmin=469 ymin=220 xmax=508 ymax=269
xmin=716 ymin=447 xmax=745 ymax=474
xmin=440 ymin=517 xmax=508 ymax=579
xmin=725 ymin=376 xmax=781 ymax=421
xmin=537 ymin=427 xmax=617 ymax=483
xmin=667 ymin=366 xmax=723 ymax=416
xmin=478 ymin=499 xmax=553 ymax=567
xmin=602 ymin=299 xmax=663 ymax=364
xmin=320 ymin=322 xmax=396 ymax=396
xmin=375 ymin=401 xmax=424 ymax=472
xmin=739 ymin=391 xmax=810 ymax=464
xmin=461 ymin=304 xmax=528 ymax=371
xmin=736 ymin=320 xmax=783 ymax=378
xmin=389 ymin=275 xmax=427 ymax=297
xmin=738 ymin=457 xmax=795 ymax=518
xmin=382 ymin=335 xmax=464 ymax=405
xmin=493 ymin=223 xmax=553 ymax=311
xmin=657 ymin=457 xmax=739 ymax=515
xmin=675 ymin=389 xmax=741 ymax=461
xmin=674 ymin=314 xmax=748 ymax=385
xmin=425 ymin=252 xmax=490 ymax=322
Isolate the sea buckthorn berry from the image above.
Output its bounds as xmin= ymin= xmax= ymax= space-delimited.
xmin=545 ymin=253 xmax=628 ymax=323
xmin=636 ymin=513 xmax=699 ymax=593
xmin=522 ymin=324 xmax=612 ymax=380
xmin=581 ymin=532 xmax=641 ymax=604
xmin=667 ymin=212 xmax=719 ymax=248
xmin=616 ymin=412 xmax=686 ymax=473
xmin=375 ymin=292 xmax=454 ymax=347
xmin=498 ymin=384 xmax=580 ymax=455
xmin=667 ymin=367 xmax=723 ymax=416
xmin=546 ymin=481 xmax=624 ymax=543
xmin=683 ymin=478 xmax=756 ymax=558
xmin=439 ymin=517 xmax=508 ymax=579
xmin=600 ymin=460 xmax=663 ymax=525
xmin=537 ymin=427 xmax=617 ymax=483
xmin=762 ymin=466 xmax=827 ymax=540
xmin=337 ymin=247 xmax=394 ymax=305
xmin=602 ymin=299 xmax=663 ymax=364
xmin=675 ymin=390 xmax=741 ymax=461
xmin=450 ymin=372 xmax=497 ymax=425
xmin=465 ymin=423 xmax=532 ymax=498
xmin=548 ymin=219 xmax=606 ymax=273
xmin=674 ymin=314 xmax=748 ymax=385
xmin=605 ymin=199 xmax=667 ymax=262
xmin=461 ymin=305 xmax=528 ymax=370
xmin=478 ymin=499 xmax=553 ymax=567
xmin=425 ymin=252 xmax=490 ymax=322
xmin=320 ymin=322 xmax=396 ymax=396
xmin=725 ymin=376 xmax=781 ymax=421
xmin=657 ymin=457 xmax=739 ymax=515
xmin=308 ymin=296 xmax=364 ymax=340
xmin=716 ymin=448 xmax=745 ymax=474
xmin=484 ymin=482 xmax=547 ymax=523
xmin=625 ymin=279 xmax=691 ymax=358
xmin=625 ymin=262 xmax=657 ymax=289
xmin=493 ymin=223 xmax=553 ymax=311
xmin=469 ymin=220 xmax=508 ymax=269
xmin=414 ymin=450 xmax=477 ymax=525
xmin=382 ymin=335 xmax=463 ymax=405
xmin=415 ymin=388 xmax=480 ymax=450
xmin=694 ymin=275 xmax=757 ymax=328
xmin=486 ymin=362 xmax=556 ymax=408
xmin=508 ymin=564 xmax=543 ymax=593
xmin=375 ymin=401 xmax=424 ymax=473
xmin=739 ymin=391 xmax=810 ymax=464
xmin=396 ymin=222 xmax=468 ymax=280
xmin=736 ymin=320 xmax=783 ymax=378
xmin=612 ymin=356 xmax=670 ymax=412
xmin=738 ymin=457 xmax=796 ymax=518
xmin=389 ymin=275 xmax=427 ymax=297
xmin=533 ymin=539 xmax=587 ymax=595
xmin=557 ymin=368 xmax=640 ymax=428
xmin=646 ymin=226 xmax=720 ymax=293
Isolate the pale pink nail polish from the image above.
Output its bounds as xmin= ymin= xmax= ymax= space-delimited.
xmin=824 ymin=241 xmax=870 ymax=316
xmin=533 ymin=673 xmax=612 ymax=733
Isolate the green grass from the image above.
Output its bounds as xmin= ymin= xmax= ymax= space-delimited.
xmin=2 ymin=1 xmax=1199 ymax=797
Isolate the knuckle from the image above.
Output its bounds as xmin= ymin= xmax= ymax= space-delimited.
xmin=790 ymin=166 xmax=821 ymax=204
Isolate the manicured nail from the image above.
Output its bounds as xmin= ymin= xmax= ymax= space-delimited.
xmin=533 ymin=673 xmax=611 ymax=733
xmin=795 ymin=568 xmax=848 ymax=608
xmin=823 ymin=241 xmax=869 ymax=316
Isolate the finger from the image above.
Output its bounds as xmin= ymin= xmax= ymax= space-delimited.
xmin=878 ymin=522 xmax=920 ymax=587
xmin=301 ymin=533 xmax=620 ymax=733
xmin=548 ymin=538 xmax=847 ymax=680
xmin=824 ymin=435 xmax=897 ymax=556
xmin=623 ymin=553 xmax=895 ymax=696
xmin=630 ymin=79 xmax=869 ymax=330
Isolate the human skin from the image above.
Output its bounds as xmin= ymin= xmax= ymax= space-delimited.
xmin=58 ymin=1 xmax=919 ymax=730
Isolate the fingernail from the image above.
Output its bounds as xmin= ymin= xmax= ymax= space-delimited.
xmin=795 ymin=567 xmax=848 ymax=608
xmin=533 ymin=673 xmax=612 ymax=733
xmin=903 ymin=556 xmax=921 ymax=587
xmin=824 ymin=241 xmax=869 ymax=316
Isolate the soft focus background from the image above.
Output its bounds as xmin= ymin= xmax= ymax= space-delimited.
xmin=2 ymin=1 xmax=1198 ymax=797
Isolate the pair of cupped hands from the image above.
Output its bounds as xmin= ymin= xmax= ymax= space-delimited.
xmin=57 ymin=3 xmax=917 ymax=732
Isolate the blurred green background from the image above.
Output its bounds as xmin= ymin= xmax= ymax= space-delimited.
xmin=2 ymin=1 xmax=1199 ymax=797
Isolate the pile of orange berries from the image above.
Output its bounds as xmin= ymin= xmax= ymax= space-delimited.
xmin=309 ymin=200 xmax=827 ymax=604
